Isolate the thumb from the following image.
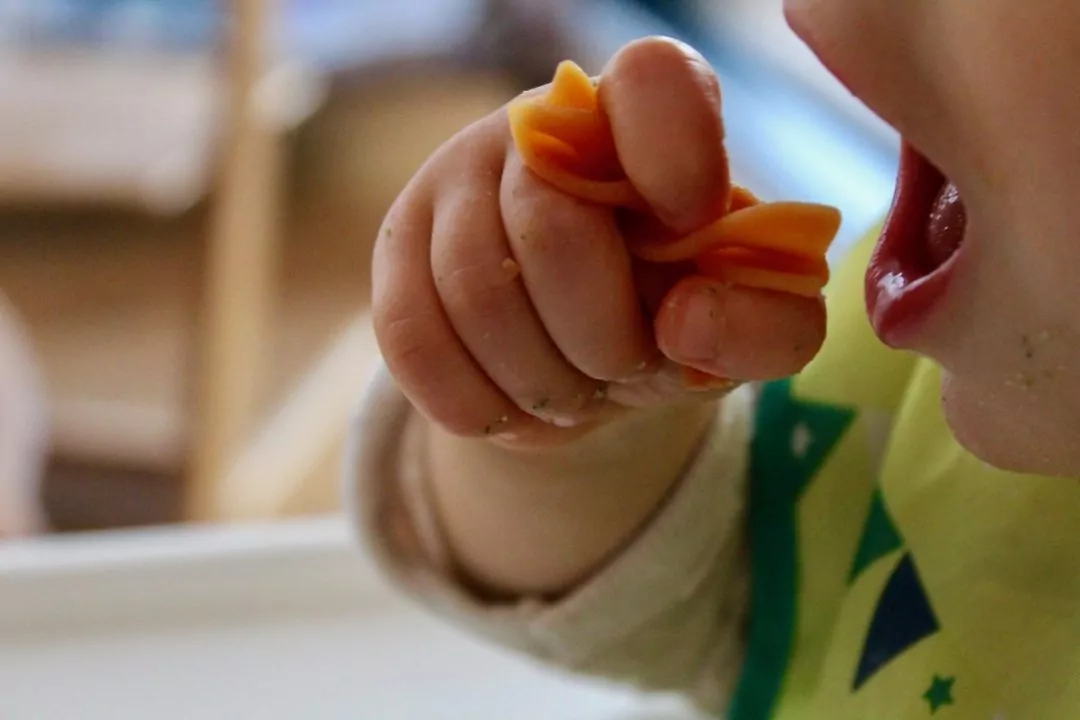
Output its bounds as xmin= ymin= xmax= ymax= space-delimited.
xmin=655 ymin=276 xmax=826 ymax=381
xmin=598 ymin=36 xmax=729 ymax=234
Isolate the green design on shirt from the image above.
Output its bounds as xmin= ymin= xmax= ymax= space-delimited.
xmin=729 ymin=378 xmax=856 ymax=720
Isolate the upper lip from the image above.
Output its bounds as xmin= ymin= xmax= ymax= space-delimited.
xmin=864 ymin=141 xmax=963 ymax=347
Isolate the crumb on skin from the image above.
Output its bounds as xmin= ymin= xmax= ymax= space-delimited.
xmin=483 ymin=414 xmax=512 ymax=436
xmin=1006 ymin=372 xmax=1037 ymax=390
xmin=502 ymin=257 xmax=521 ymax=279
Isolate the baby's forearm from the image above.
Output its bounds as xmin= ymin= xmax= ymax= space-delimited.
xmin=425 ymin=402 xmax=718 ymax=597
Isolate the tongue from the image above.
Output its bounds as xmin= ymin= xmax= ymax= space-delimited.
xmin=925 ymin=182 xmax=966 ymax=270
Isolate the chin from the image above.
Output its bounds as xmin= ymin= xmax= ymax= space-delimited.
xmin=940 ymin=371 xmax=1075 ymax=477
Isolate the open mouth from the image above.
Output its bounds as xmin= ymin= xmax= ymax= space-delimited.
xmin=866 ymin=142 xmax=968 ymax=347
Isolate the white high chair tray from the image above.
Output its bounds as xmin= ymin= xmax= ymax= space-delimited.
xmin=0 ymin=518 xmax=690 ymax=720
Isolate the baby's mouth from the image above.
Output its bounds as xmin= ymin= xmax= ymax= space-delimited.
xmin=866 ymin=142 xmax=968 ymax=347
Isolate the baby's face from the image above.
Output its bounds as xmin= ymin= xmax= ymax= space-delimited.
xmin=786 ymin=0 xmax=1080 ymax=475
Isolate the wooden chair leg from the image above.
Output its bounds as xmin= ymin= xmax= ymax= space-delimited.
xmin=214 ymin=314 xmax=378 ymax=520
xmin=186 ymin=0 xmax=283 ymax=522
xmin=0 ymin=293 xmax=49 ymax=537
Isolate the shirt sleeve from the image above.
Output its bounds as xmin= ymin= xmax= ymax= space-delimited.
xmin=346 ymin=362 xmax=754 ymax=715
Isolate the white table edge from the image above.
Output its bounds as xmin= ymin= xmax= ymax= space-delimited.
xmin=0 ymin=516 xmax=398 ymax=643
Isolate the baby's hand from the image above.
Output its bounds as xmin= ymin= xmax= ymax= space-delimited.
xmin=372 ymin=37 xmax=825 ymax=446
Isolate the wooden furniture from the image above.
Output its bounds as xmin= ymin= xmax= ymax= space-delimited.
xmin=0 ymin=0 xmax=344 ymax=524
xmin=187 ymin=0 xmax=289 ymax=521
xmin=0 ymin=2 xmax=519 ymax=527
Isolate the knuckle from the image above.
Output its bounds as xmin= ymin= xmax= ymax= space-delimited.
xmin=435 ymin=261 xmax=515 ymax=326
xmin=373 ymin=308 xmax=437 ymax=383
xmin=608 ymin=36 xmax=672 ymax=80
xmin=509 ymin=182 xmax=588 ymax=249
xmin=611 ymin=35 xmax=714 ymax=85
xmin=373 ymin=302 xmax=515 ymax=438
xmin=430 ymin=113 xmax=508 ymax=183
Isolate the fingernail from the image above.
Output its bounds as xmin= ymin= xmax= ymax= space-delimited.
xmin=528 ymin=392 xmax=603 ymax=429
xmin=684 ymin=368 xmax=738 ymax=393
xmin=544 ymin=402 xmax=603 ymax=428
xmin=674 ymin=283 xmax=727 ymax=362
xmin=622 ymin=357 xmax=661 ymax=383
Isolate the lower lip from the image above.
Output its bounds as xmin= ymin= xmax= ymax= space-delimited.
xmin=866 ymin=142 xmax=966 ymax=348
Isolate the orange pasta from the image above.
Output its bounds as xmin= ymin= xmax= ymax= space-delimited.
xmin=508 ymin=60 xmax=842 ymax=388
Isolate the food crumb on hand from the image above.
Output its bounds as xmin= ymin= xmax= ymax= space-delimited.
xmin=502 ymin=257 xmax=521 ymax=278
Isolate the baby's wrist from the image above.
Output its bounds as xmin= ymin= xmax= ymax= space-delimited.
xmin=423 ymin=399 xmax=718 ymax=595
xmin=484 ymin=399 xmax=718 ymax=463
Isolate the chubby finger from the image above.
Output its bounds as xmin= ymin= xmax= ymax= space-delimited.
xmin=598 ymin=37 xmax=729 ymax=233
xmin=501 ymin=150 xmax=658 ymax=382
xmin=655 ymin=276 xmax=826 ymax=381
xmin=432 ymin=177 xmax=606 ymax=428
xmin=372 ymin=166 xmax=526 ymax=438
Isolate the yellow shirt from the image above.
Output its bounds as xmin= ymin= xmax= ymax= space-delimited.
xmin=731 ymin=230 xmax=1080 ymax=719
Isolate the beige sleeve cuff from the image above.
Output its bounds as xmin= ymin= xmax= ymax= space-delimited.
xmin=346 ymin=362 xmax=753 ymax=714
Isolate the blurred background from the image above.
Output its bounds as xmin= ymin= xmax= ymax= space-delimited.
xmin=0 ymin=0 xmax=899 ymax=538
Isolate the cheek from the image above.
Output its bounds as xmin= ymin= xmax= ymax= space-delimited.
xmin=945 ymin=4 xmax=1080 ymax=199
xmin=971 ymin=198 xmax=1080 ymax=346
xmin=913 ymin=216 xmax=1080 ymax=477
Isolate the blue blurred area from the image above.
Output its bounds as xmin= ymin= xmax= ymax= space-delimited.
xmin=623 ymin=0 xmax=702 ymax=40
xmin=0 ymin=0 xmax=222 ymax=49
xmin=0 ymin=0 xmax=483 ymax=68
